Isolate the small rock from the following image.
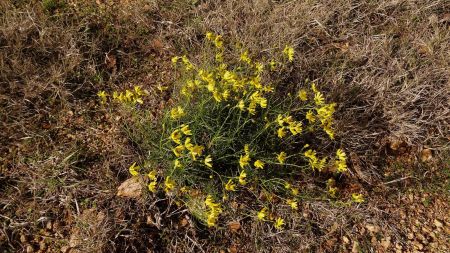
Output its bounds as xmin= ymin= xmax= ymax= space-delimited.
xmin=46 ymin=221 xmax=53 ymax=230
xmin=414 ymin=241 xmax=424 ymax=250
xmin=434 ymin=219 xmax=443 ymax=228
xmin=20 ymin=234 xmax=27 ymax=243
xmin=342 ymin=236 xmax=350 ymax=244
xmin=381 ymin=237 xmax=391 ymax=249
xmin=351 ymin=241 xmax=359 ymax=253
xmin=366 ymin=224 xmax=380 ymax=233
xmin=39 ymin=241 xmax=47 ymax=250
xmin=60 ymin=246 xmax=70 ymax=253
xmin=117 ymin=177 xmax=143 ymax=198
xmin=26 ymin=245 xmax=34 ymax=253
xmin=407 ymin=232 xmax=414 ymax=240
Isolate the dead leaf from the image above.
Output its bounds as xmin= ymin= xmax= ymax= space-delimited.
xmin=105 ymin=53 xmax=117 ymax=70
xmin=420 ymin=149 xmax=432 ymax=162
xmin=228 ymin=221 xmax=241 ymax=233
xmin=117 ymin=177 xmax=143 ymax=198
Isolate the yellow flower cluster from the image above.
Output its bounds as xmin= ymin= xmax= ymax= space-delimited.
xmin=147 ymin=170 xmax=158 ymax=193
xmin=309 ymin=83 xmax=336 ymax=139
xmin=351 ymin=193 xmax=365 ymax=203
xmin=170 ymin=124 xmax=209 ymax=163
xmin=335 ymin=149 xmax=347 ymax=172
xmin=97 ymin=86 xmax=147 ymax=105
xmin=172 ymin=33 xmax=277 ymax=118
xmin=304 ymin=149 xmax=327 ymax=171
xmin=205 ymin=195 xmax=222 ymax=227
xmin=276 ymin=114 xmax=303 ymax=138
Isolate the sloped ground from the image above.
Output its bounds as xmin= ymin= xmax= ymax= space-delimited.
xmin=1 ymin=1 xmax=448 ymax=252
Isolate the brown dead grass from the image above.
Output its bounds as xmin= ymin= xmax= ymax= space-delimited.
xmin=0 ymin=0 xmax=449 ymax=252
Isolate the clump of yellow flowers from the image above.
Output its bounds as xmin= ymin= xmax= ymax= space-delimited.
xmin=103 ymin=33 xmax=364 ymax=230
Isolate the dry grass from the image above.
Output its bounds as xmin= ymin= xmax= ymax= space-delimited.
xmin=1 ymin=0 xmax=449 ymax=252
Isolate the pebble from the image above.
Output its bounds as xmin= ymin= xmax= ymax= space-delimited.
xmin=434 ymin=219 xmax=443 ymax=228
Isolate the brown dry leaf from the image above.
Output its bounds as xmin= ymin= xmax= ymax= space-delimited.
xmin=229 ymin=244 xmax=238 ymax=253
xmin=105 ymin=53 xmax=117 ymax=70
xmin=420 ymin=149 xmax=432 ymax=162
xmin=228 ymin=221 xmax=241 ymax=233
xmin=117 ymin=177 xmax=143 ymax=198
xmin=179 ymin=217 xmax=189 ymax=227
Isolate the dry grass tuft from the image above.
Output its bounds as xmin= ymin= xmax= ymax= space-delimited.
xmin=1 ymin=0 xmax=449 ymax=252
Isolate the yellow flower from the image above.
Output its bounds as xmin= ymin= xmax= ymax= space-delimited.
xmin=184 ymin=137 xmax=194 ymax=151
xmin=324 ymin=123 xmax=335 ymax=140
xmin=214 ymin=35 xmax=223 ymax=49
xmin=274 ymin=217 xmax=285 ymax=230
xmin=306 ymin=110 xmax=316 ymax=123
xmin=298 ymin=89 xmax=307 ymax=101
xmin=288 ymin=121 xmax=302 ymax=135
xmin=225 ymin=179 xmax=236 ymax=191
xmin=215 ymin=52 xmax=223 ymax=62
xmin=239 ymin=170 xmax=247 ymax=185
xmin=205 ymin=195 xmax=222 ymax=227
xmin=259 ymin=97 xmax=267 ymax=108
xmin=352 ymin=193 xmax=365 ymax=203
xmin=286 ymin=199 xmax=298 ymax=210
xmin=328 ymin=187 xmax=337 ymax=197
xmin=180 ymin=124 xmax=192 ymax=135
xmin=237 ymin=100 xmax=245 ymax=111
xmin=240 ymin=50 xmax=251 ymax=65
xmin=134 ymin=86 xmax=145 ymax=96
xmin=269 ymin=59 xmax=278 ymax=71
xmin=277 ymin=127 xmax=286 ymax=138
xmin=204 ymin=155 xmax=213 ymax=168
xmin=181 ymin=55 xmax=194 ymax=71
xmin=164 ymin=176 xmax=175 ymax=193
xmin=276 ymin=114 xmax=284 ymax=126
xmin=335 ymin=149 xmax=347 ymax=172
xmin=174 ymin=159 xmax=182 ymax=169
xmin=244 ymin=144 xmax=250 ymax=155
xmin=311 ymin=82 xmax=318 ymax=93
xmin=257 ymin=207 xmax=267 ymax=220
xmin=170 ymin=129 xmax=182 ymax=144
xmin=283 ymin=45 xmax=295 ymax=62
xmin=170 ymin=106 xmax=185 ymax=120
xmin=239 ymin=154 xmax=250 ymax=168
xmin=222 ymin=89 xmax=230 ymax=100
xmin=171 ymin=56 xmax=179 ymax=64
xmin=314 ymin=92 xmax=324 ymax=105
xmin=213 ymin=91 xmax=222 ymax=102
xmin=247 ymin=101 xmax=256 ymax=115
xmin=172 ymin=145 xmax=185 ymax=157
xmin=255 ymin=62 xmax=264 ymax=74
xmin=291 ymin=188 xmax=299 ymax=196
xmin=254 ymin=160 xmax=265 ymax=169
xmin=190 ymin=145 xmax=204 ymax=160
xmin=277 ymin=152 xmax=287 ymax=164
xmin=206 ymin=32 xmax=214 ymax=40
xmin=336 ymin=149 xmax=346 ymax=160
xmin=147 ymin=170 xmax=157 ymax=180
xmin=97 ymin=91 xmax=108 ymax=104
xmin=129 ymin=162 xmax=140 ymax=176
xmin=148 ymin=181 xmax=157 ymax=193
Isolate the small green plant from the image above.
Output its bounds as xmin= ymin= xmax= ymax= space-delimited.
xmin=99 ymin=33 xmax=363 ymax=229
